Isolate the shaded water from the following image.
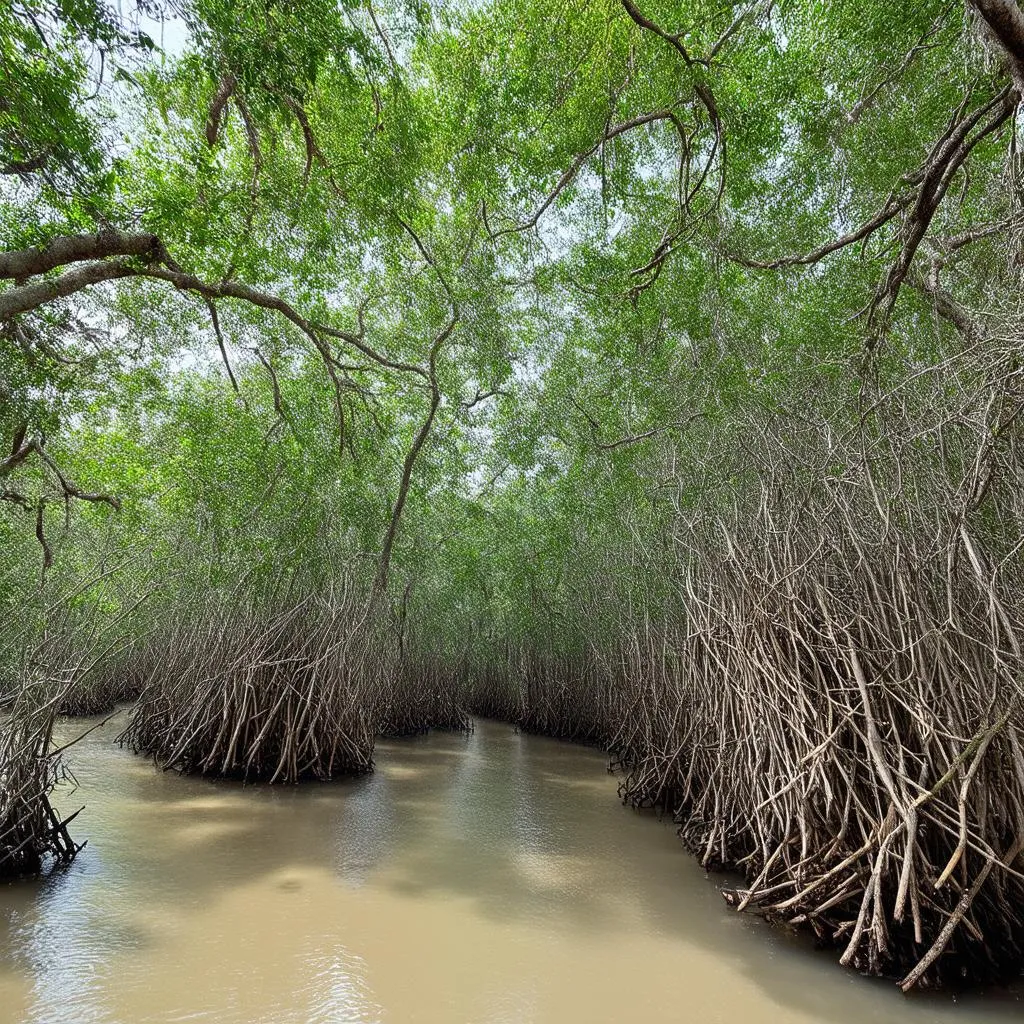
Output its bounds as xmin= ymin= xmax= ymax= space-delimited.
xmin=1 ymin=716 xmax=1021 ymax=1024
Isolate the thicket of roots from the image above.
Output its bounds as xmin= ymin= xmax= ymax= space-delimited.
xmin=464 ymin=651 xmax=524 ymax=723
xmin=466 ymin=513 xmax=1024 ymax=986
xmin=0 ymin=697 xmax=81 ymax=878
xmin=627 ymin=512 xmax=1024 ymax=989
xmin=463 ymin=338 xmax=1024 ymax=987
xmin=57 ymin=658 xmax=144 ymax=716
xmin=376 ymin=650 xmax=471 ymax=736
xmin=119 ymin=589 xmax=388 ymax=782
xmin=460 ymin=647 xmax=616 ymax=743
xmin=515 ymin=645 xmax=618 ymax=745
xmin=1 ymin=628 xmax=87 ymax=878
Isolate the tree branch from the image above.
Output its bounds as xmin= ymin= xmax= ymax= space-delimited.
xmin=461 ymin=388 xmax=507 ymax=410
xmin=373 ymin=314 xmax=457 ymax=594
xmin=621 ymin=0 xmax=700 ymax=66
xmin=128 ymin=265 xmax=430 ymax=379
xmin=871 ymin=86 xmax=1016 ymax=324
xmin=846 ymin=11 xmax=951 ymax=124
xmin=0 ymin=231 xmax=164 ymax=281
xmin=970 ymin=0 xmax=1024 ymax=95
xmin=0 ymin=261 xmax=135 ymax=320
xmin=488 ymin=110 xmax=688 ymax=242
xmin=729 ymin=193 xmax=912 ymax=269
xmin=205 ymin=73 xmax=236 ymax=148
xmin=2 ymin=430 xmax=120 ymax=576
xmin=201 ymin=297 xmax=239 ymax=393
xmin=908 ymin=268 xmax=987 ymax=343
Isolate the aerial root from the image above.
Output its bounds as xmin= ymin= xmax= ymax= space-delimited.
xmin=463 ymin=513 xmax=1024 ymax=988
xmin=119 ymin=589 xmax=386 ymax=783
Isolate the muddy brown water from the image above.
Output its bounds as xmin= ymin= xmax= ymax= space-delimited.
xmin=0 ymin=716 xmax=1021 ymax=1024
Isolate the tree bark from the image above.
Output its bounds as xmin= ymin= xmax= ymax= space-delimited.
xmin=0 ymin=231 xmax=162 ymax=280
xmin=970 ymin=0 xmax=1024 ymax=95
xmin=0 ymin=261 xmax=135 ymax=319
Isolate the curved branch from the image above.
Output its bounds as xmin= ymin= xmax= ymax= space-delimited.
xmin=846 ymin=11 xmax=951 ymax=124
xmin=729 ymin=193 xmax=912 ymax=269
xmin=0 ymin=261 xmax=135 ymax=319
xmin=274 ymin=91 xmax=324 ymax=183
xmin=0 ymin=232 xmax=425 ymax=378
xmin=619 ymin=1 xmax=726 ymax=163
xmin=488 ymin=110 xmax=688 ymax=242
xmin=0 ymin=231 xmax=163 ymax=281
xmin=373 ymin=314 xmax=457 ymax=594
xmin=2 ymin=432 xmax=120 ymax=530
xmin=939 ymin=212 xmax=1024 ymax=250
xmin=596 ymin=413 xmax=705 ymax=451
xmin=621 ymin=0 xmax=700 ymax=66
xmin=130 ymin=266 xmax=431 ymax=380
xmin=0 ymin=243 xmax=436 ymax=469
xmin=871 ymin=86 xmax=1016 ymax=323
xmin=205 ymin=73 xmax=236 ymax=148
xmin=729 ymin=85 xmax=1014 ymax=304
xmin=202 ymin=297 xmax=239 ymax=393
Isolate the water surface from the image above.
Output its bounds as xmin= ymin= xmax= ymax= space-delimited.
xmin=0 ymin=716 xmax=1020 ymax=1024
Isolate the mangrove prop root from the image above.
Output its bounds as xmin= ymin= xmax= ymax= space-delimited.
xmin=464 ymin=510 xmax=1024 ymax=988
xmin=1 ymin=691 xmax=82 ymax=878
xmin=376 ymin=650 xmax=471 ymax=738
xmin=118 ymin=589 xmax=387 ymax=783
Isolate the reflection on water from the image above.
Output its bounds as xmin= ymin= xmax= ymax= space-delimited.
xmin=1 ymin=716 xmax=1021 ymax=1024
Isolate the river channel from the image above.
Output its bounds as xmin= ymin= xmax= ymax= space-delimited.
xmin=1 ymin=716 xmax=1021 ymax=1023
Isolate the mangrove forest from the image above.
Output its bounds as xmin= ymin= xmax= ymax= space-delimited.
xmin=2 ymin=0 xmax=1024 ymax=1016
